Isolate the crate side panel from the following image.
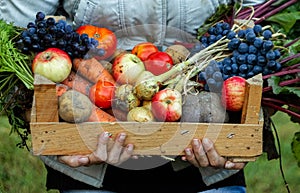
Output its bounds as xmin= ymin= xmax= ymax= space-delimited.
xmin=31 ymin=122 xmax=262 ymax=158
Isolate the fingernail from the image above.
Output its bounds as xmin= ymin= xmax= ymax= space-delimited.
xmin=185 ymin=148 xmax=192 ymax=156
xmin=193 ymin=139 xmax=199 ymax=148
xmin=127 ymin=144 xmax=133 ymax=151
xmin=102 ymin=132 xmax=110 ymax=140
xmin=78 ymin=157 xmax=89 ymax=165
xmin=118 ymin=133 xmax=126 ymax=142
xmin=225 ymin=162 xmax=235 ymax=169
xmin=202 ymin=138 xmax=212 ymax=147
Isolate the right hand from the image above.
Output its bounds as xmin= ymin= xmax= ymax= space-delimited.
xmin=58 ymin=131 xmax=134 ymax=167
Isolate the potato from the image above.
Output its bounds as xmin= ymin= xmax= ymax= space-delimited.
xmin=181 ymin=91 xmax=228 ymax=123
xmin=58 ymin=90 xmax=93 ymax=123
xmin=165 ymin=44 xmax=190 ymax=64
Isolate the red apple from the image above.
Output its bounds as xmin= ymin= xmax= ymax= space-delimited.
xmin=32 ymin=48 xmax=72 ymax=83
xmin=131 ymin=42 xmax=159 ymax=61
xmin=112 ymin=53 xmax=145 ymax=85
xmin=151 ymin=88 xmax=182 ymax=122
xmin=144 ymin=51 xmax=174 ymax=75
xmin=222 ymin=76 xmax=246 ymax=111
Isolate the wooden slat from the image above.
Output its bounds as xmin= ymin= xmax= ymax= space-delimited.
xmin=33 ymin=74 xmax=59 ymax=122
xmin=30 ymin=121 xmax=263 ymax=160
xmin=241 ymin=74 xmax=263 ymax=124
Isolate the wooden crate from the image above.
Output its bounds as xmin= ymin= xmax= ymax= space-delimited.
xmin=30 ymin=74 xmax=264 ymax=162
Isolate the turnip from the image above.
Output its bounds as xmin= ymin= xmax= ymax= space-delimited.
xmin=113 ymin=84 xmax=140 ymax=112
xmin=127 ymin=106 xmax=155 ymax=122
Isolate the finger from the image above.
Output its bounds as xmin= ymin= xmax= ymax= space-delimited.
xmin=107 ymin=133 xmax=127 ymax=165
xmin=192 ymin=139 xmax=209 ymax=167
xmin=119 ymin=144 xmax=134 ymax=163
xmin=184 ymin=148 xmax=200 ymax=167
xmin=89 ymin=131 xmax=111 ymax=164
xmin=58 ymin=155 xmax=90 ymax=167
xmin=202 ymin=138 xmax=226 ymax=168
xmin=225 ymin=161 xmax=246 ymax=170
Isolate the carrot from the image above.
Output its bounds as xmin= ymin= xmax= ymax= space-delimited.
xmin=56 ymin=83 xmax=70 ymax=97
xmin=88 ymin=105 xmax=116 ymax=122
xmin=73 ymin=57 xmax=116 ymax=84
xmin=61 ymin=71 xmax=92 ymax=96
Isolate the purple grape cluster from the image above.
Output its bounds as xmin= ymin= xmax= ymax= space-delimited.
xmin=16 ymin=12 xmax=103 ymax=58
xmin=198 ymin=60 xmax=224 ymax=93
xmin=219 ymin=24 xmax=282 ymax=80
xmin=199 ymin=22 xmax=232 ymax=47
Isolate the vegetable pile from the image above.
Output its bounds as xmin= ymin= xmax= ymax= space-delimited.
xmin=0 ymin=1 xmax=299 ymax=171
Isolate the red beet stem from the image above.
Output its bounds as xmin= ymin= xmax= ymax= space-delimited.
xmin=284 ymin=37 xmax=300 ymax=48
xmin=263 ymin=69 xmax=300 ymax=80
xmin=282 ymin=63 xmax=300 ymax=71
xmin=255 ymin=0 xmax=298 ymax=24
xmin=263 ymin=78 xmax=300 ymax=93
xmin=262 ymin=97 xmax=300 ymax=110
xmin=262 ymin=101 xmax=300 ymax=120
xmin=253 ymin=0 xmax=277 ymax=18
xmin=280 ymin=53 xmax=300 ymax=65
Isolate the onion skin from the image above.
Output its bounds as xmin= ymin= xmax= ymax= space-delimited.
xmin=127 ymin=107 xmax=155 ymax=122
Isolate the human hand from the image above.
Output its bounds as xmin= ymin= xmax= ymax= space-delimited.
xmin=58 ymin=131 xmax=134 ymax=167
xmin=183 ymin=138 xmax=246 ymax=170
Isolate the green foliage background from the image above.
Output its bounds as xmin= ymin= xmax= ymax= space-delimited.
xmin=0 ymin=112 xmax=300 ymax=193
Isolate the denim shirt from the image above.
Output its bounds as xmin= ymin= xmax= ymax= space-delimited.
xmin=1 ymin=0 xmax=265 ymax=189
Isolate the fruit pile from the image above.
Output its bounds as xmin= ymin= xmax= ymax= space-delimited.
xmin=16 ymin=12 xmax=102 ymax=59
xmin=9 ymin=9 xmax=296 ymax=126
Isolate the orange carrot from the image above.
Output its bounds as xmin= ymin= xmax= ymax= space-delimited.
xmin=61 ymin=71 xmax=92 ymax=96
xmin=56 ymin=83 xmax=70 ymax=97
xmin=73 ymin=57 xmax=116 ymax=84
xmin=88 ymin=105 xmax=116 ymax=122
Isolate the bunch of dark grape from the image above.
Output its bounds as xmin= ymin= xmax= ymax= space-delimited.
xmin=218 ymin=24 xmax=282 ymax=80
xmin=198 ymin=22 xmax=232 ymax=47
xmin=16 ymin=12 xmax=102 ymax=59
xmin=197 ymin=60 xmax=224 ymax=93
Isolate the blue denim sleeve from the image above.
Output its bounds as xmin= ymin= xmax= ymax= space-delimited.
xmin=0 ymin=0 xmax=60 ymax=27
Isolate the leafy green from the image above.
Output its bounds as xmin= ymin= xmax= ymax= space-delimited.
xmin=266 ymin=12 xmax=300 ymax=33
xmin=267 ymin=76 xmax=300 ymax=97
xmin=0 ymin=19 xmax=34 ymax=92
xmin=291 ymin=132 xmax=300 ymax=167
xmin=197 ymin=4 xmax=233 ymax=38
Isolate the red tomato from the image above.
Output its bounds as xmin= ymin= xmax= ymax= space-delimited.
xmin=131 ymin=42 xmax=159 ymax=61
xmin=76 ymin=25 xmax=117 ymax=60
xmin=144 ymin=51 xmax=174 ymax=75
xmin=89 ymin=80 xmax=115 ymax=109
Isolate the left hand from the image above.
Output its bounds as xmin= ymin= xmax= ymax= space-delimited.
xmin=182 ymin=138 xmax=246 ymax=170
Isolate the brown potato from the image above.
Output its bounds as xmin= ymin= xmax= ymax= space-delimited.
xmin=58 ymin=90 xmax=93 ymax=123
xmin=165 ymin=44 xmax=190 ymax=64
